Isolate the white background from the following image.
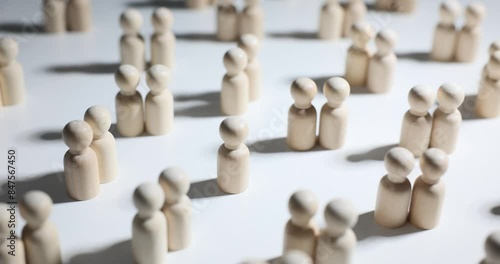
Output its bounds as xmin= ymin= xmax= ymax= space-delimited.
xmin=1 ymin=0 xmax=499 ymax=263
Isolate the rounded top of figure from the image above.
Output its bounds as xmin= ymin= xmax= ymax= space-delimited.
xmin=288 ymin=190 xmax=318 ymax=227
xmin=487 ymin=51 xmax=500 ymax=80
xmin=0 ymin=203 xmax=9 ymax=236
xmin=351 ymin=22 xmax=375 ymax=49
xmin=280 ymin=250 xmax=313 ymax=264
xmin=158 ymin=167 xmax=190 ymax=205
xmin=63 ymin=120 xmax=93 ymax=154
xmin=0 ymin=37 xmax=19 ymax=66
xmin=219 ymin=117 xmax=248 ymax=149
xmin=237 ymin=34 xmax=260 ymax=59
xmin=120 ymin=9 xmax=143 ymax=34
xmin=485 ymin=231 xmax=500 ymax=262
xmin=375 ymin=29 xmax=397 ymax=56
xmin=324 ymin=199 xmax=358 ymax=237
xmin=384 ymin=147 xmax=414 ymax=183
xmin=133 ymin=183 xmax=165 ymax=218
xmin=146 ymin=64 xmax=170 ymax=95
xmin=439 ymin=0 xmax=462 ymax=25
xmin=489 ymin=41 xmax=500 ymax=56
xmin=291 ymin=77 xmax=317 ymax=109
xmin=19 ymin=191 xmax=52 ymax=229
xmin=323 ymin=77 xmax=350 ymax=108
xmin=464 ymin=3 xmax=486 ymax=27
xmin=152 ymin=7 xmax=173 ymax=33
xmin=408 ymin=85 xmax=435 ymax=116
xmin=115 ymin=64 xmax=140 ymax=96
xmin=420 ymin=148 xmax=448 ymax=184
xmin=223 ymin=47 xmax=248 ymax=75
xmin=84 ymin=105 xmax=112 ymax=139
xmin=437 ymin=83 xmax=464 ymax=114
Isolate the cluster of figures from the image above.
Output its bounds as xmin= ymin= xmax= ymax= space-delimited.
xmin=43 ymin=0 xmax=92 ymax=33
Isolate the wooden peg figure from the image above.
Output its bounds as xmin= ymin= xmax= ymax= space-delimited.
xmin=186 ymin=0 xmax=208 ymax=9
xmin=476 ymin=52 xmax=500 ymax=118
xmin=345 ymin=22 xmax=374 ymax=87
xmin=482 ymin=41 xmax=500 ymax=79
xmin=120 ymin=9 xmax=146 ymax=72
xmin=399 ymin=85 xmax=435 ymax=157
xmin=20 ymin=191 xmax=62 ymax=264
xmin=429 ymin=83 xmax=464 ymax=154
xmin=319 ymin=77 xmax=350 ymax=150
xmin=484 ymin=231 xmax=500 ymax=264
xmin=237 ymin=34 xmax=261 ymax=101
xmin=316 ymin=199 xmax=358 ymax=264
xmin=343 ymin=0 xmax=367 ymax=38
xmin=0 ymin=38 xmax=25 ymax=106
xmin=0 ymin=203 xmax=26 ymax=264
xmin=115 ymin=64 xmax=144 ymax=137
xmin=455 ymin=3 xmax=486 ymax=63
xmin=151 ymin=7 xmax=176 ymax=68
xmin=132 ymin=183 xmax=167 ymax=264
xmin=216 ymin=0 xmax=238 ymax=41
xmin=66 ymin=0 xmax=92 ymax=32
xmin=374 ymin=147 xmax=414 ymax=228
xmin=367 ymin=29 xmax=398 ymax=93
xmin=220 ymin=47 xmax=249 ymax=115
xmin=318 ymin=0 xmax=344 ymax=40
xmin=376 ymin=0 xmax=416 ymax=13
xmin=287 ymin=78 xmax=318 ymax=151
xmin=283 ymin=190 xmax=319 ymax=259
xmin=430 ymin=0 xmax=462 ymax=62
xmin=158 ymin=167 xmax=192 ymax=250
xmin=281 ymin=250 xmax=313 ymax=264
xmin=239 ymin=0 xmax=264 ymax=39
xmin=84 ymin=105 xmax=119 ymax=183
xmin=43 ymin=0 xmax=66 ymax=33
xmin=145 ymin=65 xmax=174 ymax=135
xmin=217 ymin=117 xmax=250 ymax=194
xmin=63 ymin=120 xmax=100 ymax=200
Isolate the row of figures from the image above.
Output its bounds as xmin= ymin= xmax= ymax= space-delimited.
xmin=476 ymin=47 xmax=500 ymax=118
xmin=43 ymin=0 xmax=92 ymax=33
xmin=0 ymin=38 xmax=25 ymax=108
xmin=216 ymin=0 xmax=264 ymax=41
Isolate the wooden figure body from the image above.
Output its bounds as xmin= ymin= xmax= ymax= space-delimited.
xmin=237 ymin=34 xmax=261 ymax=101
xmin=239 ymin=0 xmax=264 ymax=39
xmin=319 ymin=77 xmax=350 ymax=150
xmin=345 ymin=22 xmax=374 ymax=87
xmin=367 ymin=29 xmax=397 ymax=93
xmin=63 ymin=120 xmax=100 ymax=200
xmin=132 ymin=183 xmax=167 ymax=264
xmin=159 ymin=167 xmax=192 ymax=250
xmin=20 ymin=191 xmax=61 ymax=264
xmin=186 ymin=0 xmax=208 ymax=9
xmin=66 ymin=0 xmax=92 ymax=32
xmin=145 ymin=65 xmax=174 ymax=135
xmin=376 ymin=0 xmax=416 ymax=13
xmin=84 ymin=106 xmax=119 ymax=183
xmin=281 ymin=250 xmax=313 ymax=264
xmin=151 ymin=7 xmax=176 ymax=68
xmin=484 ymin=231 xmax=500 ymax=264
xmin=221 ymin=47 xmax=249 ymax=115
xmin=476 ymin=52 xmax=500 ymax=118
xmin=43 ymin=0 xmax=66 ymax=33
xmin=115 ymin=65 xmax=144 ymax=137
xmin=217 ymin=117 xmax=250 ymax=194
xmin=430 ymin=1 xmax=461 ymax=62
xmin=120 ymin=9 xmax=146 ymax=72
xmin=0 ymin=38 xmax=25 ymax=106
xmin=217 ymin=1 xmax=238 ymax=41
xmin=287 ymin=78 xmax=317 ymax=151
xmin=343 ymin=0 xmax=367 ymax=38
xmin=0 ymin=203 xmax=26 ymax=264
xmin=455 ymin=3 xmax=486 ymax=62
xmin=481 ymin=41 xmax=500 ymax=79
xmin=318 ymin=0 xmax=344 ymax=40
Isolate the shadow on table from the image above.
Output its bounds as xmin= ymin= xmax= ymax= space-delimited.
xmin=346 ymin=144 xmax=398 ymax=162
xmin=34 ymin=130 xmax=63 ymax=141
xmin=70 ymin=240 xmax=134 ymax=264
xmin=491 ymin=205 xmax=500 ymax=216
xmin=459 ymin=94 xmax=482 ymax=120
xmin=175 ymin=91 xmax=222 ymax=118
xmin=268 ymin=31 xmax=317 ymax=40
xmin=248 ymin=137 xmax=328 ymax=153
xmin=396 ymin=51 xmax=430 ymax=62
xmin=127 ymin=0 xmax=186 ymax=8
xmin=0 ymin=22 xmax=43 ymax=34
xmin=353 ymin=211 xmax=421 ymax=241
xmin=176 ymin=32 xmax=217 ymax=42
xmin=46 ymin=62 xmax=120 ymax=74
xmin=188 ymin=179 xmax=230 ymax=199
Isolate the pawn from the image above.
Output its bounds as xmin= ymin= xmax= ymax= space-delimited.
xmin=318 ymin=0 xmax=344 ymax=40
xmin=281 ymin=250 xmax=313 ymax=264
xmin=455 ymin=3 xmax=486 ymax=62
xmin=158 ymin=167 xmax=192 ymax=251
xmin=63 ymin=120 xmax=100 ymax=200
xmin=0 ymin=38 xmax=25 ymax=106
xmin=316 ymin=199 xmax=358 ymax=264
xmin=43 ymin=0 xmax=66 ymax=33
xmin=220 ymin=47 xmax=249 ymax=115
xmin=145 ymin=65 xmax=174 ymax=135
xmin=0 ymin=203 xmax=26 ymax=264
xmin=476 ymin=52 xmax=500 ymax=118
xmin=186 ymin=0 xmax=208 ymax=9
xmin=343 ymin=0 xmax=367 ymax=38
xmin=399 ymin=85 xmax=435 ymax=157
xmin=217 ymin=117 xmax=250 ymax=193
xmin=484 ymin=231 xmax=500 ymax=264
xmin=66 ymin=0 xmax=92 ymax=32
xmin=374 ymin=147 xmax=414 ymax=228
xmin=345 ymin=22 xmax=374 ymax=87
xmin=237 ymin=34 xmax=261 ymax=101
xmin=239 ymin=0 xmax=264 ymax=39
xmin=20 ymin=191 xmax=61 ymax=264
xmin=283 ymin=190 xmax=319 ymax=259
xmin=84 ymin=105 xmax=119 ymax=183
xmin=429 ymin=83 xmax=464 ymax=154
xmin=115 ymin=64 xmax=144 ymax=137
xmin=132 ymin=183 xmax=167 ymax=264
xmin=216 ymin=0 xmax=238 ymax=41
xmin=151 ymin=7 xmax=176 ymax=68
xmin=318 ymin=77 xmax=350 ymax=150
xmin=430 ymin=0 xmax=462 ymax=62
xmin=120 ymin=9 xmax=146 ymax=72
xmin=287 ymin=78 xmax=318 ymax=151
xmin=367 ymin=29 xmax=398 ymax=93
xmin=409 ymin=148 xmax=448 ymax=229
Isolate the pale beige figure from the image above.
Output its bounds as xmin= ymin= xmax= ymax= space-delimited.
xmin=318 ymin=0 xmax=344 ymax=40
xmin=281 ymin=250 xmax=313 ymax=264
xmin=287 ymin=78 xmax=318 ymax=151
xmin=63 ymin=120 xmax=100 ymax=200
xmin=237 ymin=34 xmax=261 ymax=101
xmin=66 ymin=0 xmax=92 ymax=32
xmin=345 ymin=22 xmax=374 ymax=87
xmin=430 ymin=83 xmax=464 ymax=154
xmin=319 ymin=77 xmax=350 ymax=150
xmin=482 ymin=41 xmax=500 ymax=79
xmin=145 ymin=65 xmax=174 ymax=135
xmin=316 ymin=199 xmax=358 ymax=264
xmin=374 ymin=147 xmax=414 ymax=228
xmin=283 ymin=190 xmax=319 ymax=260
xmin=367 ymin=29 xmax=398 ymax=93
xmin=343 ymin=0 xmax=367 ymax=38
xmin=399 ymin=85 xmax=435 ymax=157
xmin=159 ymin=167 xmax=192 ymax=251
xmin=84 ymin=106 xmax=119 ymax=183
xmin=430 ymin=0 xmax=462 ymax=62
xmin=0 ymin=38 xmax=25 ymax=106
xmin=476 ymin=52 xmax=500 ymax=118
xmin=151 ymin=7 xmax=176 ymax=68
xmin=216 ymin=0 xmax=238 ymax=41
xmin=43 ymin=0 xmax=66 ymax=33
xmin=239 ymin=0 xmax=264 ymax=39
xmin=455 ymin=3 xmax=486 ymax=63
xmin=115 ymin=65 xmax=144 ymax=137
xmin=409 ymin=148 xmax=448 ymax=230
xmin=120 ymin=9 xmax=146 ymax=72
xmin=0 ymin=203 xmax=26 ymax=264
xmin=376 ymin=0 xmax=416 ymax=12
xmin=220 ymin=47 xmax=249 ymax=115
xmin=186 ymin=0 xmax=208 ymax=9
xmin=132 ymin=183 xmax=167 ymax=264
xmin=217 ymin=117 xmax=250 ymax=194
xmin=20 ymin=191 xmax=61 ymax=264
xmin=484 ymin=231 xmax=500 ymax=264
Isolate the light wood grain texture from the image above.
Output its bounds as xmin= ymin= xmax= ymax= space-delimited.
xmin=221 ymin=48 xmax=249 ymax=115
xmin=319 ymin=77 xmax=350 ymax=150
xmin=367 ymin=29 xmax=397 ymax=93
xmin=145 ymin=65 xmax=174 ymax=135
xmin=345 ymin=22 xmax=374 ymax=87
xmin=287 ymin=78 xmax=317 ymax=151
xmin=115 ymin=65 xmax=144 ymax=137
xmin=237 ymin=34 xmax=261 ymax=101
xmin=151 ymin=7 xmax=176 ymax=68
xmin=430 ymin=1 xmax=461 ymax=62
xmin=120 ymin=9 xmax=146 ymax=72
xmin=0 ymin=38 xmax=25 ymax=106
xmin=217 ymin=2 xmax=238 ymax=41
xmin=239 ymin=0 xmax=264 ymax=39
xmin=318 ymin=0 xmax=344 ymax=40
xmin=66 ymin=0 xmax=92 ymax=32
xmin=455 ymin=3 xmax=486 ymax=62
xmin=43 ymin=0 xmax=66 ymax=33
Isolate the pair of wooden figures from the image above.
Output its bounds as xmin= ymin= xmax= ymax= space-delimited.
xmin=431 ymin=1 xmax=486 ymax=63
xmin=120 ymin=8 xmax=176 ymax=72
xmin=115 ymin=64 xmax=174 ymax=137
xmin=132 ymin=167 xmax=192 ymax=264
xmin=476 ymin=45 xmax=500 ymax=118
xmin=63 ymin=106 xmax=119 ymax=201
xmin=43 ymin=0 xmax=92 ymax=33
xmin=0 ymin=38 xmax=25 ymax=108
xmin=375 ymin=147 xmax=449 ymax=230
xmin=216 ymin=0 xmax=264 ymax=41
xmin=375 ymin=0 xmax=416 ymax=13
xmin=318 ymin=0 xmax=366 ymax=40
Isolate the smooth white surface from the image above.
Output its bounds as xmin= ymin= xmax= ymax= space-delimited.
xmin=0 ymin=0 xmax=499 ymax=263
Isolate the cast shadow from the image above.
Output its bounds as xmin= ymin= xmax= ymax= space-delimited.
xmin=490 ymin=205 xmax=500 ymax=216
xmin=459 ymin=94 xmax=481 ymax=120
xmin=310 ymin=76 xmax=371 ymax=94
xmin=34 ymin=130 xmax=62 ymax=141
xmin=176 ymin=33 xmax=217 ymax=42
xmin=187 ymin=179 xmax=230 ymax=199
xmin=46 ymin=62 xmax=120 ymax=74
xmin=70 ymin=240 xmax=134 ymax=264
xmin=0 ymin=22 xmax=43 ymax=34
xmin=346 ymin=144 xmax=398 ymax=162
xmin=353 ymin=211 xmax=421 ymax=241
xmin=396 ymin=51 xmax=430 ymax=62
xmin=268 ymin=31 xmax=317 ymax=40
xmin=175 ymin=91 xmax=222 ymax=118
xmin=248 ymin=137 xmax=327 ymax=153
xmin=127 ymin=0 xmax=186 ymax=8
